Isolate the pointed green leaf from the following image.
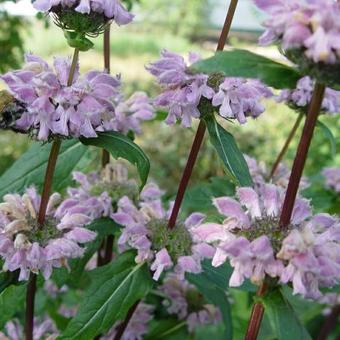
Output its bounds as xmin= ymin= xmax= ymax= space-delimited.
xmin=0 ymin=140 xmax=87 ymax=199
xmin=204 ymin=116 xmax=253 ymax=187
xmin=317 ymin=120 xmax=337 ymax=157
xmin=59 ymin=251 xmax=153 ymax=340
xmin=191 ymin=49 xmax=300 ymax=89
xmin=0 ymin=284 xmax=27 ymax=329
xmin=0 ymin=270 xmax=20 ymax=294
xmin=145 ymin=319 xmax=188 ymax=340
xmin=80 ymin=132 xmax=150 ymax=189
xmin=262 ymin=288 xmax=312 ymax=340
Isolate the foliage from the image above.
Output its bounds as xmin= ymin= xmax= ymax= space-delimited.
xmin=0 ymin=0 xmax=27 ymax=72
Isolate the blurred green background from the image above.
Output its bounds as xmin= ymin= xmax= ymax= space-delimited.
xmin=0 ymin=0 xmax=339 ymax=196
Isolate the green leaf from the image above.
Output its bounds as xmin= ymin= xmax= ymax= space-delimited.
xmin=316 ymin=120 xmax=337 ymax=157
xmin=186 ymin=270 xmax=233 ymax=340
xmin=59 ymin=251 xmax=153 ymax=340
xmin=64 ymin=31 xmax=94 ymax=52
xmin=0 ymin=270 xmax=19 ymax=294
xmin=191 ymin=49 xmax=300 ymax=89
xmin=262 ymin=288 xmax=312 ymax=340
xmin=0 ymin=139 xmax=87 ymax=199
xmin=195 ymin=324 xmax=231 ymax=340
xmin=145 ymin=319 xmax=188 ymax=340
xmin=0 ymin=284 xmax=27 ymax=329
xmin=80 ymin=132 xmax=150 ymax=189
xmin=204 ymin=116 xmax=253 ymax=187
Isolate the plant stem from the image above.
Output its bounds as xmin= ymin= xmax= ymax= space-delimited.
xmin=113 ymin=301 xmax=140 ymax=340
xmin=37 ymin=139 xmax=62 ymax=226
xmin=245 ymin=83 xmax=326 ymax=340
xmin=279 ymin=83 xmax=325 ymax=229
xmin=38 ymin=48 xmax=80 ymax=226
xmin=102 ymin=26 xmax=111 ymax=169
xmin=101 ymin=25 xmax=114 ymax=265
xmin=24 ymin=273 xmax=37 ymax=340
xmin=67 ymin=48 xmax=80 ymax=87
xmin=167 ymin=0 xmax=238 ymax=229
xmin=116 ymin=2 xmax=240 ymax=339
xmin=269 ymin=112 xmax=304 ymax=179
xmin=317 ymin=305 xmax=340 ymax=340
xmin=25 ymin=47 xmax=80 ymax=340
xmin=245 ymin=282 xmax=267 ymax=340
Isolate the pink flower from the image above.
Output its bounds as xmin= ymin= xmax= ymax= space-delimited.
xmin=0 ymin=187 xmax=96 ymax=281
xmin=212 ymin=78 xmax=272 ymax=124
xmin=150 ymin=248 xmax=173 ymax=280
xmin=1 ymin=54 xmax=121 ymax=141
xmin=159 ymin=273 xmax=222 ymax=332
xmin=147 ymin=50 xmax=215 ymax=127
xmin=254 ymin=0 xmax=340 ymax=64
xmin=112 ymin=183 xmax=208 ymax=280
xmin=322 ymin=167 xmax=340 ymax=193
xmin=277 ymin=76 xmax=340 ymax=115
xmin=193 ymin=183 xmax=340 ymax=298
xmin=101 ymin=303 xmax=154 ymax=340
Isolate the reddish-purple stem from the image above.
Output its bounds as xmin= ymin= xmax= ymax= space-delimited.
xmin=245 ymin=82 xmax=326 ymax=340
xmin=167 ymin=0 xmax=239 ymax=229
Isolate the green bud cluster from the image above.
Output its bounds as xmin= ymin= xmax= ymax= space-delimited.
xmin=238 ymin=216 xmax=292 ymax=253
xmin=25 ymin=216 xmax=62 ymax=247
xmin=147 ymin=218 xmax=193 ymax=262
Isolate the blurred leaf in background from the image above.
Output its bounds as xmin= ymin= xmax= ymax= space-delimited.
xmin=0 ymin=0 xmax=27 ymax=72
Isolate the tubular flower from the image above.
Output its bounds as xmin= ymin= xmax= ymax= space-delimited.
xmin=64 ymin=161 xmax=139 ymax=220
xmin=100 ymin=303 xmax=154 ymax=340
xmin=0 ymin=54 xmax=121 ymax=141
xmin=0 ymin=187 xmax=97 ymax=281
xmin=277 ymin=76 xmax=340 ymax=115
xmin=159 ymin=273 xmax=222 ymax=332
xmin=192 ymin=184 xmax=340 ymax=299
xmin=322 ymin=167 xmax=340 ymax=193
xmin=111 ymin=183 xmax=212 ymax=280
xmin=253 ymin=0 xmax=340 ymax=85
xmin=98 ymin=91 xmax=155 ymax=135
xmin=212 ymin=78 xmax=272 ymax=124
xmin=0 ymin=317 xmax=57 ymax=340
xmin=33 ymin=0 xmax=134 ymax=30
xmin=147 ymin=50 xmax=272 ymax=127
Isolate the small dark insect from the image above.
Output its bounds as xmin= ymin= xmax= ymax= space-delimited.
xmin=0 ymin=90 xmax=26 ymax=133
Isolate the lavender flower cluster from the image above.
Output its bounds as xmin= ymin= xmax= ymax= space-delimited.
xmin=101 ymin=303 xmax=154 ymax=340
xmin=0 ymin=54 xmax=154 ymax=141
xmin=147 ymin=50 xmax=272 ymax=127
xmin=33 ymin=0 xmax=134 ymax=26
xmin=0 ymin=317 xmax=57 ymax=340
xmin=192 ymin=184 xmax=340 ymax=299
xmin=254 ymin=0 xmax=340 ymax=64
xmin=0 ymin=187 xmax=97 ymax=280
xmin=160 ymin=273 xmax=222 ymax=332
xmin=112 ymin=183 xmax=215 ymax=280
xmin=322 ymin=167 xmax=340 ymax=193
xmin=64 ymin=162 xmax=139 ymax=221
xmin=277 ymin=76 xmax=340 ymax=115
xmin=245 ymin=155 xmax=310 ymax=191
